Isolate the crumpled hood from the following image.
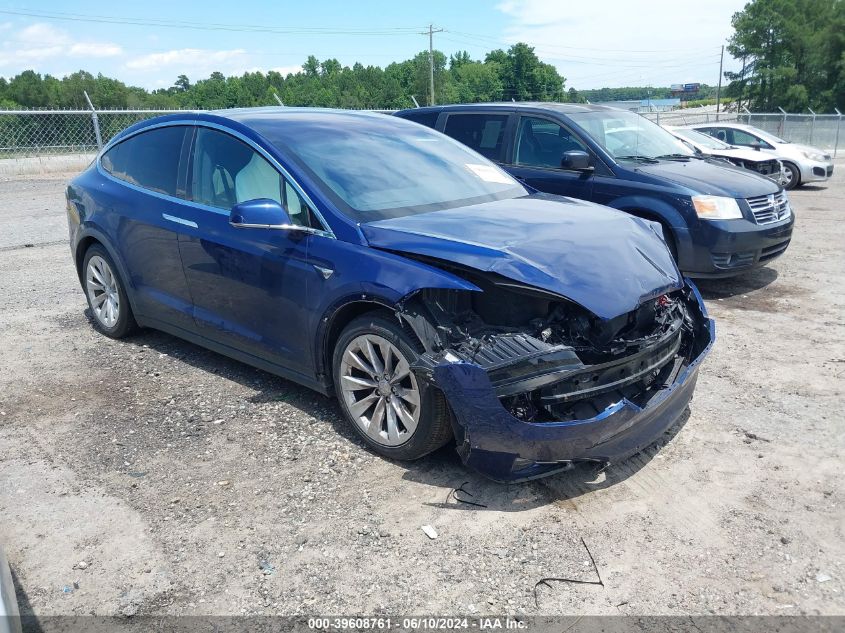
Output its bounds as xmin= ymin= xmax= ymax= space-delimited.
xmin=709 ymin=147 xmax=779 ymax=163
xmin=635 ymin=159 xmax=780 ymax=197
xmin=361 ymin=194 xmax=682 ymax=320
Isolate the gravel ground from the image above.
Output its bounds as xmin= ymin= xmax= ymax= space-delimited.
xmin=0 ymin=167 xmax=843 ymax=620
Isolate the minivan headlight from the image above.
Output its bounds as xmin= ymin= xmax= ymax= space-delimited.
xmin=691 ymin=195 xmax=743 ymax=220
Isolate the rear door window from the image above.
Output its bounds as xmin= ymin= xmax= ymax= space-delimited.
xmin=442 ymin=113 xmax=509 ymax=161
xmin=101 ymin=126 xmax=187 ymax=197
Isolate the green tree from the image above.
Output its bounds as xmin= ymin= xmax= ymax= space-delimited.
xmin=485 ymin=43 xmax=565 ymax=101
xmin=173 ymin=75 xmax=191 ymax=92
xmin=727 ymin=0 xmax=844 ymax=111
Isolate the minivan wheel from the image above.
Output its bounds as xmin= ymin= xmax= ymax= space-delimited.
xmin=782 ymin=161 xmax=800 ymax=190
xmin=333 ymin=312 xmax=452 ymax=460
xmin=83 ymin=244 xmax=137 ymax=338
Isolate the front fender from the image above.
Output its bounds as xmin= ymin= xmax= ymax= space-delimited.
xmin=310 ymin=241 xmax=481 ymax=380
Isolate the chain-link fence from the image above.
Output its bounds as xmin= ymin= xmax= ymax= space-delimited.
xmin=0 ymin=109 xmax=186 ymax=158
xmin=641 ymin=109 xmax=843 ymax=155
xmin=1 ymin=105 xmax=841 ymax=177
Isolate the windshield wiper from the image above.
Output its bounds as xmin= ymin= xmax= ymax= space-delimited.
xmin=654 ymin=153 xmax=692 ymax=161
xmin=615 ymin=155 xmax=659 ymax=164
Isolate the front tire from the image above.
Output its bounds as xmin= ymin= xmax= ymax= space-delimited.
xmin=782 ymin=161 xmax=800 ymax=190
xmin=82 ymin=244 xmax=137 ymax=339
xmin=332 ymin=312 xmax=452 ymax=460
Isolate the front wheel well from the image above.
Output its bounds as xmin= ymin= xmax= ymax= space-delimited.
xmin=321 ymin=301 xmax=393 ymax=382
xmin=75 ymin=236 xmax=102 ymax=280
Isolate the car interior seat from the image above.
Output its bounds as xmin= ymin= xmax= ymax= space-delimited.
xmin=234 ymin=153 xmax=282 ymax=205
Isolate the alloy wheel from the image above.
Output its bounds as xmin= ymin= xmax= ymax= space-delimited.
xmin=783 ymin=163 xmax=797 ymax=189
xmin=339 ymin=333 xmax=421 ymax=446
xmin=85 ymin=255 xmax=121 ymax=329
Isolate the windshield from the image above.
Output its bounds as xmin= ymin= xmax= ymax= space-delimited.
xmin=568 ymin=110 xmax=693 ymax=160
xmin=747 ymin=126 xmax=789 ymax=145
xmin=674 ymin=128 xmax=732 ymax=150
xmin=264 ymin=115 xmax=527 ymax=222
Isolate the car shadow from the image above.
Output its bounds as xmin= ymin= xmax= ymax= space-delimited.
xmin=9 ymin=564 xmax=44 ymax=633
xmin=96 ymin=316 xmax=692 ymax=512
xmin=399 ymin=408 xmax=691 ymax=513
xmin=695 ymin=265 xmax=778 ymax=300
xmin=795 ymin=184 xmax=826 ymax=192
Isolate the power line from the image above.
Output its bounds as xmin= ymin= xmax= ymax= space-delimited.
xmin=446 ymin=29 xmax=720 ymax=55
xmin=439 ymin=35 xmax=720 ymax=68
xmin=0 ymin=8 xmax=423 ymax=35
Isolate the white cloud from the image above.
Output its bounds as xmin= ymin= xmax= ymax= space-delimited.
xmin=125 ymin=48 xmax=247 ymax=71
xmin=69 ymin=42 xmax=123 ymax=58
xmin=495 ymin=0 xmax=746 ymax=89
xmin=0 ymin=22 xmax=122 ymax=70
xmin=16 ymin=23 xmax=69 ymax=46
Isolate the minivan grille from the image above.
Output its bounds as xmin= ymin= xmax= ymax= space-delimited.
xmin=746 ymin=191 xmax=790 ymax=225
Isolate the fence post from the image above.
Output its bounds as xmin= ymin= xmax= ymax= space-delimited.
xmin=835 ymin=108 xmax=842 ymax=158
xmin=742 ymin=106 xmax=751 ymax=126
xmin=777 ymin=106 xmax=787 ymax=138
xmin=808 ymin=107 xmax=816 ymax=145
xmin=83 ymin=91 xmax=102 ymax=151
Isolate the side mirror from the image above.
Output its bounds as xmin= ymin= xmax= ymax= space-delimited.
xmin=561 ymin=150 xmax=593 ymax=171
xmin=749 ymin=141 xmax=762 ymax=151
xmin=229 ymin=198 xmax=293 ymax=229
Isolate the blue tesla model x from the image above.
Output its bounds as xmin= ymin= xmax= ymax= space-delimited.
xmin=66 ymin=108 xmax=714 ymax=482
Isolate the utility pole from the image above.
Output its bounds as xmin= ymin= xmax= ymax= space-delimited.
xmin=422 ymin=24 xmax=444 ymax=106
xmin=716 ymin=44 xmax=724 ymax=120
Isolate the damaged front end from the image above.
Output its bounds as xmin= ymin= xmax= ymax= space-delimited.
xmin=398 ymin=271 xmax=715 ymax=483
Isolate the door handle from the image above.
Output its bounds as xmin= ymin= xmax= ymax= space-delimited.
xmin=162 ymin=213 xmax=198 ymax=229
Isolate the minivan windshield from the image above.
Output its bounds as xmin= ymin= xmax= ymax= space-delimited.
xmin=263 ymin=115 xmax=527 ymax=222
xmin=568 ymin=110 xmax=693 ymax=161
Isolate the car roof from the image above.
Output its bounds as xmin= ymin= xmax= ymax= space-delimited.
xmin=214 ymin=106 xmax=393 ymax=125
xmin=397 ymin=102 xmax=623 ymax=115
xmin=683 ymin=122 xmax=755 ymax=131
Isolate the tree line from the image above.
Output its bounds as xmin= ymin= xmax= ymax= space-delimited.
xmin=725 ymin=0 xmax=844 ymax=111
xmin=0 ymin=43 xmax=567 ymax=111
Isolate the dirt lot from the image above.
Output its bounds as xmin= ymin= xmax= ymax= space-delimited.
xmin=0 ymin=167 xmax=843 ymax=620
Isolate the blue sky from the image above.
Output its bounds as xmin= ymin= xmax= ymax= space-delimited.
xmin=0 ymin=1 xmax=747 ymax=91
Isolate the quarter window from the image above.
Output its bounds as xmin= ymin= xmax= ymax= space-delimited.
xmin=101 ymin=126 xmax=187 ymax=197
xmin=190 ymin=127 xmax=319 ymax=228
xmin=515 ymin=117 xmax=587 ymax=169
xmin=443 ymin=113 xmax=508 ymax=160
xmin=400 ymin=110 xmax=440 ymax=129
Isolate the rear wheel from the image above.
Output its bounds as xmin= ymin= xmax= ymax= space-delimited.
xmin=82 ymin=244 xmax=137 ymax=338
xmin=782 ymin=161 xmax=800 ymax=190
xmin=333 ymin=313 xmax=452 ymax=460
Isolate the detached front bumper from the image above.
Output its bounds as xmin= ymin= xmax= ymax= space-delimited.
xmin=428 ymin=284 xmax=715 ymax=483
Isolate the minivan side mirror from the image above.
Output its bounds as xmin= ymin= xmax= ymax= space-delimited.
xmin=561 ymin=150 xmax=593 ymax=171
xmin=229 ymin=198 xmax=293 ymax=229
